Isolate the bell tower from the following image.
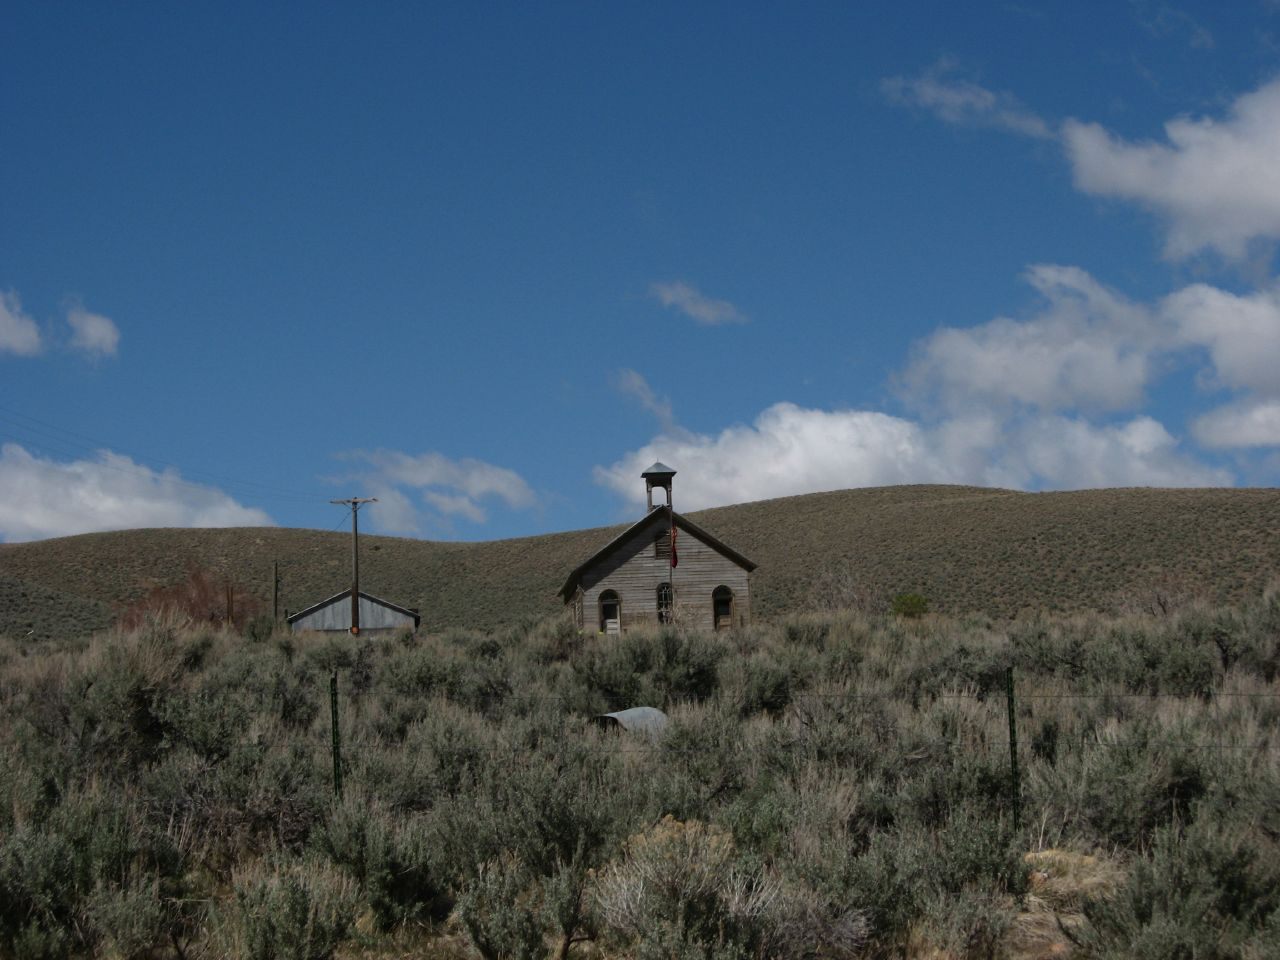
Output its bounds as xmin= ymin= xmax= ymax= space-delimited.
xmin=641 ymin=462 xmax=676 ymax=513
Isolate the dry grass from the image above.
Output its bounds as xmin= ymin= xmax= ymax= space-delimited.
xmin=1002 ymin=850 xmax=1126 ymax=960
xmin=3 ymin=484 xmax=1280 ymax=640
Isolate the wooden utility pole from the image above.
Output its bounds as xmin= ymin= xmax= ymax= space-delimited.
xmin=330 ymin=497 xmax=377 ymax=635
xmin=272 ymin=560 xmax=280 ymax=621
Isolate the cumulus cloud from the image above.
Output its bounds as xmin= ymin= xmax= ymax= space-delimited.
xmin=339 ymin=449 xmax=536 ymax=534
xmin=882 ymin=63 xmax=1053 ymax=139
xmin=902 ymin=265 xmax=1160 ymax=414
xmin=1010 ymin=415 xmax=1229 ymax=488
xmin=66 ymin=305 xmax=120 ymax=358
xmin=649 ymin=281 xmax=746 ymax=325
xmin=0 ymin=291 xmax=42 ymax=356
xmin=1160 ymin=282 xmax=1280 ymax=395
xmin=593 ymin=403 xmax=1222 ymax=512
xmin=901 ymin=265 xmax=1280 ymax=451
xmin=1063 ymin=78 xmax=1280 ymax=259
xmin=595 ymin=404 xmax=949 ymax=511
xmin=887 ymin=70 xmax=1280 ymax=260
xmin=358 ymin=485 xmax=421 ymax=535
xmin=1192 ymin=399 xmax=1280 ymax=448
xmin=0 ymin=443 xmax=273 ymax=542
xmin=601 ymin=254 xmax=1273 ymax=509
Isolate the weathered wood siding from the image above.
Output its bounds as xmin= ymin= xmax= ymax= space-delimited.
xmin=580 ymin=520 xmax=750 ymax=634
xmin=290 ymin=594 xmax=415 ymax=634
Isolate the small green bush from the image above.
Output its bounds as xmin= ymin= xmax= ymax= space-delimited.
xmin=892 ymin=593 xmax=929 ymax=619
xmin=1081 ymin=816 xmax=1280 ymax=959
xmin=456 ymin=854 xmax=544 ymax=960
xmin=87 ymin=878 xmax=173 ymax=960
xmin=314 ymin=796 xmax=451 ymax=929
xmin=214 ymin=857 xmax=358 ymax=960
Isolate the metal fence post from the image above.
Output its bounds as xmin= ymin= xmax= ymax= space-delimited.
xmin=1006 ymin=665 xmax=1021 ymax=832
xmin=330 ymin=671 xmax=343 ymax=799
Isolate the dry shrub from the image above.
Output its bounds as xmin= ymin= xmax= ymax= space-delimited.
xmin=118 ymin=565 xmax=262 ymax=633
xmin=593 ymin=815 xmax=863 ymax=960
xmin=1024 ymin=849 xmax=1123 ymax=913
xmin=1004 ymin=849 xmax=1124 ymax=960
xmin=594 ymin=816 xmax=773 ymax=955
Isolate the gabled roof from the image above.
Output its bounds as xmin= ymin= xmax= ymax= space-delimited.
xmin=557 ymin=509 xmax=756 ymax=599
xmin=286 ymin=589 xmax=421 ymax=627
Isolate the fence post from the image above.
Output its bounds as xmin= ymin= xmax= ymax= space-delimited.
xmin=330 ymin=671 xmax=343 ymax=799
xmin=1006 ymin=665 xmax=1021 ymax=833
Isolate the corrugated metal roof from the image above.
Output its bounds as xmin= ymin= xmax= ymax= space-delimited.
xmin=286 ymin=589 xmax=421 ymax=627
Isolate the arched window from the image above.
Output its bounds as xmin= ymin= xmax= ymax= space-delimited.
xmin=712 ymin=586 xmax=734 ymax=631
xmin=599 ymin=590 xmax=621 ymax=636
xmin=657 ymin=582 xmax=674 ymax=624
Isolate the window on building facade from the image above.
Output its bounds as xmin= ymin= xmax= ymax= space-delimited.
xmin=657 ymin=581 xmax=674 ymax=624
xmin=712 ymin=586 xmax=734 ymax=631
xmin=599 ymin=590 xmax=621 ymax=635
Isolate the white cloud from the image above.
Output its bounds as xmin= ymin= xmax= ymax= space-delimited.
xmin=1010 ymin=415 xmax=1230 ymax=488
xmin=0 ymin=443 xmax=272 ymax=542
xmin=617 ymin=368 xmax=678 ymax=433
xmin=649 ymin=281 xmax=746 ymax=325
xmin=0 ymin=291 xmax=42 ymax=356
xmin=360 ymin=485 xmax=421 ymax=535
xmin=422 ymin=490 xmax=488 ymax=523
xmin=66 ymin=305 xmax=120 ymax=358
xmin=357 ymin=450 xmax=535 ymax=508
xmin=1063 ymin=78 xmax=1280 ymax=259
xmin=902 ymin=265 xmax=1160 ymax=414
xmin=1160 ymin=282 xmax=1280 ymax=395
xmin=594 ymin=403 xmax=1224 ymax=512
xmin=339 ymin=449 xmax=536 ymax=535
xmin=882 ymin=63 xmax=1053 ymax=139
xmin=1192 ymin=399 xmax=1280 ymax=448
xmin=595 ymin=404 xmax=952 ymax=511
xmin=902 ymin=265 xmax=1280 ymax=452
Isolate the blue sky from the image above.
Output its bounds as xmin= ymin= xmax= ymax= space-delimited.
xmin=3 ymin=2 xmax=1280 ymax=542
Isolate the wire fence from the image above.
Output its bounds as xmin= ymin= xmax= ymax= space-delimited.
xmin=324 ymin=670 xmax=1280 ymax=784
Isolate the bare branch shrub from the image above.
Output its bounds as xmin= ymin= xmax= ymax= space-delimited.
xmin=117 ymin=565 xmax=262 ymax=633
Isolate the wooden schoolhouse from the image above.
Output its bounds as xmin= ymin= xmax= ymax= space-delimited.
xmin=557 ymin=463 xmax=756 ymax=635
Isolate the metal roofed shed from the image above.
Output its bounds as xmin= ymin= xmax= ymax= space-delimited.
xmin=287 ymin=589 xmax=420 ymax=635
xmin=592 ymin=706 xmax=669 ymax=736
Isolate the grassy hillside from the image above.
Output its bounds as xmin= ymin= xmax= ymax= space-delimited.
xmin=2 ymin=484 xmax=1279 ymax=639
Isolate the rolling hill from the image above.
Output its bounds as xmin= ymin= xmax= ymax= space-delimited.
xmin=2 ymin=484 xmax=1279 ymax=640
